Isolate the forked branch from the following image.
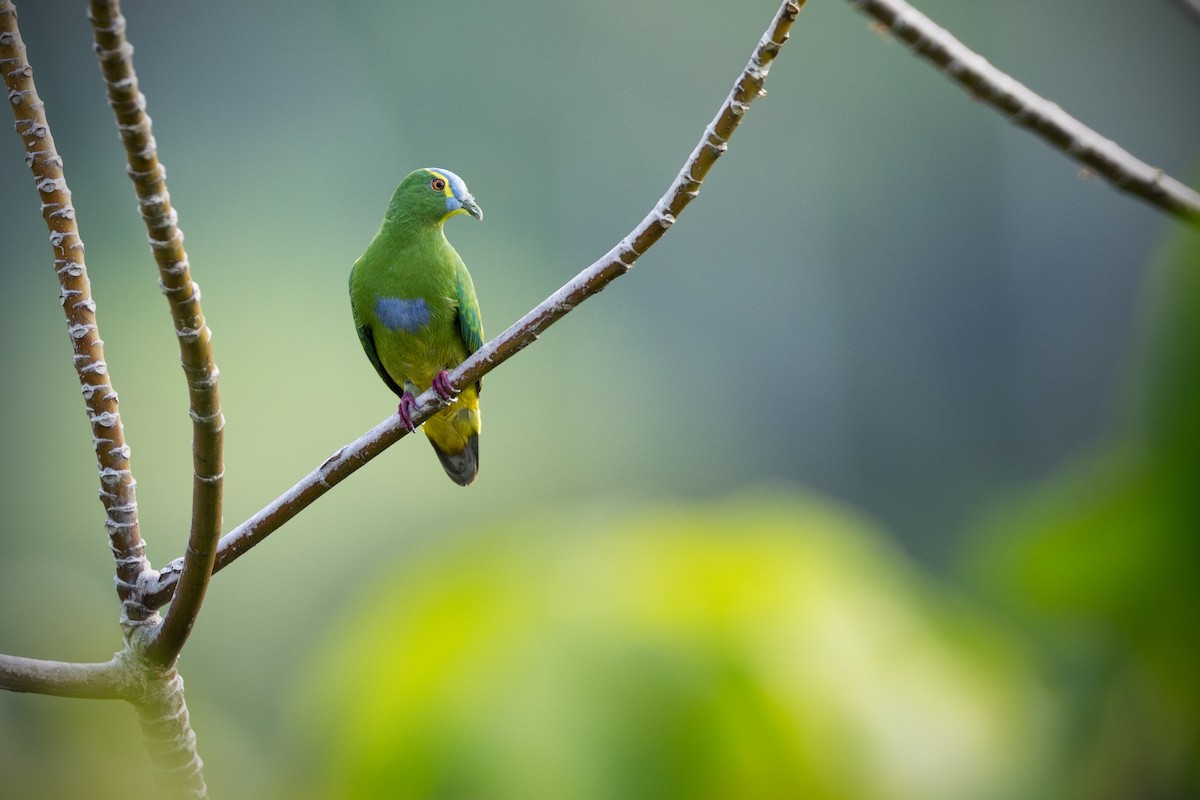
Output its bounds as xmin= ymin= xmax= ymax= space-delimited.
xmin=847 ymin=0 xmax=1200 ymax=226
xmin=4 ymin=4 xmax=209 ymax=793
xmin=88 ymin=0 xmax=225 ymax=668
xmin=141 ymin=0 xmax=808 ymax=609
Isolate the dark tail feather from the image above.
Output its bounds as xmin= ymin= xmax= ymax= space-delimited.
xmin=430 ymin=434 xmax=479 ymax=486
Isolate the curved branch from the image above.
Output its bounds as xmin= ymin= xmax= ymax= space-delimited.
xmin=0 ymin=652 xmax=130 ymax=700
xmin=88 ymin=0 xmax=224 ymax=667
xmin=846 ymin=0 xmax=1200 ymax=226
xmin=142 ymin=0 xmax=807 ymax=611
xmin=1173 ymin=0 xmax=1200 ymax=25
xmin=1 ymin=0 xmax=152 ymax=631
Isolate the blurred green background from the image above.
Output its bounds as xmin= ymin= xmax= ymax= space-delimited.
xmin=2 ymin=0 xmax=1198 ymax=798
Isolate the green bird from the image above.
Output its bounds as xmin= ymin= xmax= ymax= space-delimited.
xmin=350 ymin=167 xmax=484 ymax=486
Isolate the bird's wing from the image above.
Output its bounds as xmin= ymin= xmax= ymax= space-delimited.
xmin=454 ymin=254 xmax=484 ymax=392
xmin=352 ymin=293 xmax=406 ymax=399
xmin=455 ymin=256 xmax=483 ymax=354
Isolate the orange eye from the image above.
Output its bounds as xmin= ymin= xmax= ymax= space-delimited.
xmin=430 ymin=177 xmax=447 ymax=192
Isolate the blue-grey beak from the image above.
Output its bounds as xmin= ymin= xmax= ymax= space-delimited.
xmin=461 ymin=194 xmax=483 ymax=221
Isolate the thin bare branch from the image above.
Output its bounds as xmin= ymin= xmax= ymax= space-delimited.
xmin=88 ymin=0 xmax=224 ymax=667
xmin=846 ymin=0 xmax=1200 ymax=226
xmin=0 ymin=652 xmax=130 ymax=699
xmin=1173 ymin=0 xmax=1200 ymax=25
xmin=1 ymin=0 xmax=153 ymax=631
xmin=142 ymin=0 xmax=807 ymax=610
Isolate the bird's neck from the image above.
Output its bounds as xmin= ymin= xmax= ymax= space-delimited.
xmin=376 ymin=211 xmax=448 ymax=253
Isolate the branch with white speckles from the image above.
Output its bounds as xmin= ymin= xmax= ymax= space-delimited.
xmin=845 ymin=0 xmax=1200 ymax=226
xmin=1 ymin=0 xmax=153 ymax=638
xmin=88 ymin=0 xmax=224 ymax=670
xmin=140 ymin=0 xmax=808 ymax=610
xmin=4 ymin=3 xmax=207 ymax=796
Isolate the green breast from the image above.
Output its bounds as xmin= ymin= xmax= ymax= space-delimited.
xmin=351 ymin=225 xmax=467 ymax=389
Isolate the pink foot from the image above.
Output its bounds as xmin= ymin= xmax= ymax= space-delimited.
xmin=397 ymin=392 xmax=418 ymax=433
xmin=432 ymin=370 xmax=459 ymax=402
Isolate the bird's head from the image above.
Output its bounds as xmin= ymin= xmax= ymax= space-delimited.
xmin=390 ymin=167 xmax=483 ymax=226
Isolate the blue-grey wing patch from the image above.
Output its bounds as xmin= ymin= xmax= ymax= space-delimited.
xmin=375 ymin=296 xmax=431 ymax=334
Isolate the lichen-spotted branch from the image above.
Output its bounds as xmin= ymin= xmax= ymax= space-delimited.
xmin=846 ymin=0 xmax=1200 ymax=226
xmin=141 ymin=0 xmax=808 ymax=609
xmin=0 ymin=0 xmax=153 ymax=636
xmin=134 ymin=667 xmax=206 ymax=795
xmin=3 ymin=4 xmax=210 ymax=795
xmin=88 ymin=0 xmax=225 ymax=668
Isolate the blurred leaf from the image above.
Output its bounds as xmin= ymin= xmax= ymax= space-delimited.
xmin=971 ymin=222 xmax=1200 ymax=798
xmin=293 ymin=492 xmax=1051 ymax=800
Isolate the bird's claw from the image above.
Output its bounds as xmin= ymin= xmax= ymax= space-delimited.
xmin=397 ymin=392 xmax=418 ymax=433
xmin=432 ymin=370 xmax=459 ymax=403
xmin=398 ymin=374 xmax=455 ymax=432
